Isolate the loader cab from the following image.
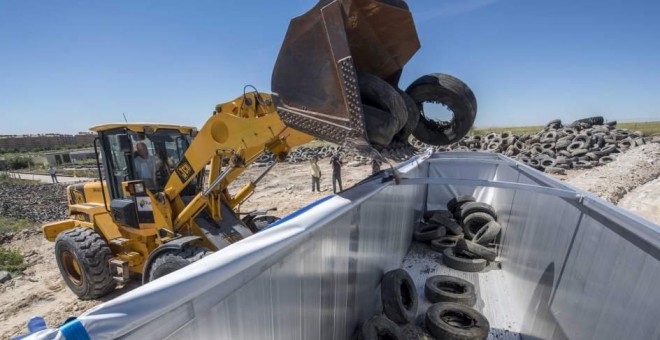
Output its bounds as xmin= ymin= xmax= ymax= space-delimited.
xmin=91 ymin=123 xmax=198 ymax=200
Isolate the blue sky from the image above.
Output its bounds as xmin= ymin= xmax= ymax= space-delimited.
xmin=1 ymin=0 xmax=659 ymax=135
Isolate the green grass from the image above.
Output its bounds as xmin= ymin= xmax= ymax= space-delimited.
xmin=616 ymin=121 xmax=660 ymax=136
xmin=0 ymin=215 xmax=34 ymax=234
xmin=0 ymin=248 xmax=27 ymax=273
xmin=469 ymin=125 xmax=543 ymax=136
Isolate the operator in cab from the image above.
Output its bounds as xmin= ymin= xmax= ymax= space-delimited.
xmin=134 ymin=142 xmax=157 ymax=189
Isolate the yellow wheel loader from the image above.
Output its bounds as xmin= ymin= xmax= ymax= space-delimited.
xmin=43 ymin=0 xmax=478 ymax=299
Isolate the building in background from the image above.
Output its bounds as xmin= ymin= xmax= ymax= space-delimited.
xmin=0 ymin=132 xmax=96 ymax=152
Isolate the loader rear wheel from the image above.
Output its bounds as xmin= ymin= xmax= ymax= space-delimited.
xmin=406 ymin=74 xmax=477 ymax=146
xmin=148 ymin=246 xmax=211 ymax=282
xmin=55 ymin=227 xmax=116 ymax=300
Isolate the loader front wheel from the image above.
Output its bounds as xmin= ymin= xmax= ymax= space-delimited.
xmin=148 ymin=246 xmax=211 ymax=282
xmin=55 ymin=227 xmax=116 ymax=299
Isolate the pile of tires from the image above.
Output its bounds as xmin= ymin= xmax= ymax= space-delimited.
xmin=410 ymin=117 xmax=656 ymax=174
xmin=357 ymin=268 xmax=490 ymax=340
xmin=252 ymin=141 xmax=418 ymax=167
xmin=416 ymin=195 xmax=501 ymax=272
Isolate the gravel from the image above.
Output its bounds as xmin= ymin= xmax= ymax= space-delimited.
xmin=0 ymin=183 xmax=68 ymax=223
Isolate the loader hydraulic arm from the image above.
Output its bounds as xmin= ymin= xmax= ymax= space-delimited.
xmin=162 ymin=91 xmax=312 ymax=228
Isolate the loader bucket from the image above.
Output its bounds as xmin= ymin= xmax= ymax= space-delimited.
xmin=272 ymin=0 xmax=420 ymax=146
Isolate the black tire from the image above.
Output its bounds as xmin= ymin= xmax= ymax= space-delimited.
xmin=429 ymin=215 xmax=463 ymax=236
xmin=459 ymin=202 xmax=497 ymax=224
xmin=425 ymin=210 xmax=454 ymax=222
xmin=424 ymin=275 xmax=477 ymax=306
xmin=149 ymin=246 xmax=211 ymax=282
xmin=414 ymin=224 xmax=447 ymax=242
xmin=430 ymin=235 xmax=463 ymax=253
xmin=442 ymin=248 xmax=487 ymax=272
xmin=446 ymin=195 xmax=476 ymax=213
xmin=252 ymin=215 xmax=280 ymax=231
xmin=425 ymin=302 xmax=490 ymax=340
xmin=54 ymin=227 xmax=116 ymax=299
xmin=545 ymin=119 xmax=562 ymax=128
xmin=461 ymin=213 xmax=495 ymax=240
xmin=472 ymin=221 xmax=501 ymax=246
xmin=456 ymin=239 xmax=497 ymax=262
xmin=572 ymin=116 xmax=604 ymax=127
xmin=393 ymin=89 xmax=421 ymax=142
xmin=406 ymin=74 xmax=477 ymax=146
xmin=359 ymin=72 xmax=408 ymax=146
xmin=363 ymin=105 xmax=401 ymax=146
xmin=358 ymin=315 xmax=404 ymax=340
xmin=381 ymin=269 xmax=418 ymax=324
xmin=599 ymin=155 xmax=616 ymax=165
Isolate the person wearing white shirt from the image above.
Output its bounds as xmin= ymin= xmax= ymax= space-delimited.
xmin=134 ymin=142 xmax=157 ymax=188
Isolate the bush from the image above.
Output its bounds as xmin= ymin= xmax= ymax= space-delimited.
xmin=0 ymin=248 xmax=27 ymax=273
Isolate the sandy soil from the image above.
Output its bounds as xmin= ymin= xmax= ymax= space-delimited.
xmin=1 ymin=149 xmax=659 ymax=338
xmin=618 ymin=178 xmax=660 ymax=224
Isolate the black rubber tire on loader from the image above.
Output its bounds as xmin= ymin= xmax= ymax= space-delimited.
xmin=424 ymin=275 xmax=477 ymax=306
xmin=381 ymin=269 xmax=418 ymax=324
xmin=149 ymin=246 xmax=211 ymax=282
xmin=393 ymin=89 xmax=421 ymax=143
xmin=54 ymin=227 xmax=116 ymax=300
xmin=425 ymin=302 xmax=490 ymax=340
xmin=358 ymin=315 xmax=404 ymax=340
xmin=359 ymin=72 xmax=408 ymax=146
xmin=442 ymin=248 xmax=487 ymax=272
xmin=406 ymin=74 xmax=477 ymax=146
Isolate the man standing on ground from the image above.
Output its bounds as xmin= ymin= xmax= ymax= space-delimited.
xmin=330 ymin=153 xmax=343 ymax=193
xmin=310 ymin=156 xmax=321 ymax=192
xmin=47 ymin=166 xmax=58 ymax=183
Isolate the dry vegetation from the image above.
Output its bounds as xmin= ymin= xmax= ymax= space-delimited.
xmin=471 ymin=120 xmax=660 ymax=136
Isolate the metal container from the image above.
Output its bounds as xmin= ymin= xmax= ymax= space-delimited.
xmin=29 ymin=151 xmax=660 ymax=340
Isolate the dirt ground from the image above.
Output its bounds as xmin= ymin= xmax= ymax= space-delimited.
xmin=1 ymin=149 xmax=659 ymax=338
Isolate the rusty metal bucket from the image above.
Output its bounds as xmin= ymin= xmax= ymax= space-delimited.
xmin=272 ymin=0 xmax=420 ymax=147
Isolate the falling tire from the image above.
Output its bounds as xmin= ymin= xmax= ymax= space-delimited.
xmin=359 ymin=72 xmax=408 ymax=146
xmin=406 ymin=74 xmax=477 ymax=146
